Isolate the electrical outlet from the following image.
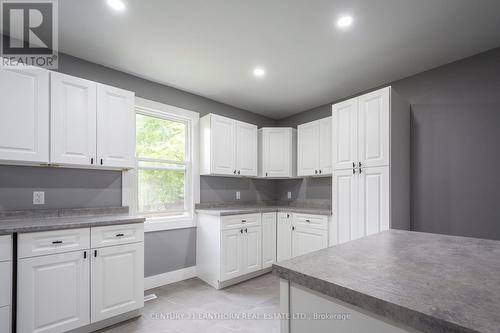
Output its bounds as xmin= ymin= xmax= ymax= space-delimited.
xmin=33 ymin=191 xmax=45 ymax=205
xmin=287 ymin=191 xmax=292 ymax=199
xmin=236 ymin=191 xmax=241 ymax=200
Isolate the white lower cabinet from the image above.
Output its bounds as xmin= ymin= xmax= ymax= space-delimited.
xmin=262 ymin=212 xmax=277 ymax=268
xmin=277 ymin=213 xmax=292 ymax=262
xmin=220 ymin=228 xmax=244 ymax=281
xmin=17 ymin=224 xmax=144 ymax=333
xmin=277 ymin=213 xmax=329 ymax=262
xmin=17 ymin=251 xmax=90 ymax=333
xmin=0 ymin=235 xmax=12 ymax=333
xmin=91 ymin=243 xmax=144 ymax=322
xmin=0 ymin=306 xmax=11 ymax=333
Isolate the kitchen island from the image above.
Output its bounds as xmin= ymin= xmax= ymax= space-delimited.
xmin=273 ymin=230 xmax=500 ymax=333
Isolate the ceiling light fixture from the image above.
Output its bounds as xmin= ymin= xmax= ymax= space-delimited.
xmin=107 ymin=0 xmax=126 ymax=12
xmin=337 ymin=15 xmax=353 ymax=29
xmin=253 ymin=67 xmax=266 ymax=78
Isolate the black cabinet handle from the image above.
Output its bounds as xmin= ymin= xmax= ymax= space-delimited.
xmin=359 ymin=167 xmax=362 ymax=174
xmin=292 ymin=226 xmax=295 ymax=231
xmin=91 ymin=157 xmax=94 ymax=165
xmin=305 ymin=219 xmax=311 ymax=223
xmin=245 ymin=228 xmax=248 ymax=233
xmin=315 ymin=170 xmax=318 ymax=174
xmin=238 ymin=170 xmax=241 ymax=175
xmin=353 ymin=168 xmax=356 ymax=174
xmin=94 ymin=250 xmax=98 ymax=257
xmin=286 ymin=214 xmax=290 ymax=218
xmin=359 ymin=162 xmax=362 ymax=167
xmin=100 ymin=159 xmax=103 ymax=165
xmin=319 ymin=170 xmax=322 ymax=174
xmin=240 ymin=228 xmax=243 ymax=234
xmin=265 ymin=172 xmax=268 ymax=177
xmin=115 ymin=233 xmax=125 ymax=237
xmin=241 ymin=220 xmax=246 ymax=223
xmin=352 ymin=162 xmax=355 ymax=168
xmin=83 ymin=251 xmax=87 ymax=259
xmin=52 ymin=240 xmax=63 ymax=244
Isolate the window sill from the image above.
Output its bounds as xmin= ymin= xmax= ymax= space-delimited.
xmin=143 ymin=214 xmax=196 ymax=232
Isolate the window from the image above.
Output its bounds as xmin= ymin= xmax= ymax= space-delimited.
xmin=136 ymin=113 xmax=189 ymax=217
xmin=126 ymin=97 xmax=199 ymax=232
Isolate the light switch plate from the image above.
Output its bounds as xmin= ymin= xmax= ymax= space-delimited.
xmin=33 ymin=191 xmax=45 ymax=205
xmin=236 ymin=191 xmax=241 ymax=200
xmin=287 ymin=191 xmax=292 ymax=199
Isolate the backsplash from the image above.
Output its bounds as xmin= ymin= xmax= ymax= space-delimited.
xmin=0 ymin=165 xmax=122 ymax=210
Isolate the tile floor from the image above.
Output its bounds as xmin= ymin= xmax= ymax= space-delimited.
xmin=98 ymin=273 xmax=280 ymax=333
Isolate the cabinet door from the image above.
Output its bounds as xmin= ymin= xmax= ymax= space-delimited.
xmin=359 ymin=166 xmax=390 ymax=236
xmin=220 ymin=228 xmax=243 ymax=281
xmin=17 ymin=251 xmax=90 ymax=333
xmin=50 ymin=72 xmax=97 ymax=166
xmin=262 ymin=213 xmax=277 ymax=268
xmin=358 ymin=87 xmax=390 ymax=168
xmin=91 ymin=243 xmax=144 ymax=323
xmin=332 ymin=97 xmax=358 ymax=170
xmin=333 ymin=169 xmax=359 ymax=244
xmin=318 ymin=117 xmax=332 ymax=175
xmin=0 ymin=67 xmax=49 ymax=163
xmin=277 ymin=213 xmax=292 ymax=262
xmin=242 ymin=226 xmax=262 ymax=274
xmin=291 ymin=226 xmax=328 ymax=258
xmin=235 ymin=121 xmax=257 ymax=176
xmin=210 ymin=114 xmax=236 ymax=175
xmin=97 ymin=84 xmax=136 ymax=169
xmin=297 ymin=121 xmax=320 ymax=176
xmin=0 ymin=306 xmax=10 ymax=333
xmin=263 ymin=129 xmax=290 ymax=177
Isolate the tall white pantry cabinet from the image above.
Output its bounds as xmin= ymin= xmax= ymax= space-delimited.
xmin=331 ymin=87 xmax=410 ymax=244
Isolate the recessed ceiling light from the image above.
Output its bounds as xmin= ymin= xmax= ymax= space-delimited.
xmin=107 ymin=0 xmax=126 ymax=12
xmin=337 ymin=15 xmax=353 ymax=29
xmin=253 ymin=67 xmax=266 ymax=78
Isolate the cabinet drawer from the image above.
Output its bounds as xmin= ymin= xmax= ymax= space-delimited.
xmin=0 ymin=236 xmax=11 ymax=262
xmin=221 ymin=214 xmax=261 ymax=230
xmin=0 ymin=306 xmax=10 ymax=333
xmin=0 ymin=262 xmax=11 ymax=307
xmin=293 ymin=214 xmax=328 ymax=230
xmin=18 ymin=228 xmax=90 ymax=259
xmin=91 ymin=223 xmax=144 ymax=248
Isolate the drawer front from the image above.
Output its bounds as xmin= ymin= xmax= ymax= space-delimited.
xmin=18 ymin=228 xmax=90 ymax=259
xmin=0 ymin=262 xmax=11 ymax=307
xmin=0 ymin=306 xmax=11 ymax=333
xmin=293 ymin=213 xmax=328 ymax=230
xmin=91 ymin=223 xmax=144 ymax=248
xmin=0 ymin=236 xmax=12 ymax=262
xmin=221 ymin=214 xmax=261 ymax=230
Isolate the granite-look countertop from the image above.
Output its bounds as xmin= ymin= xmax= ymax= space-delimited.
xmin=273 ymin=230 xmax=500 ymax=333
xmin=195 ymin=203 xmax=332 ymax=216
xmin=0 ymin=207 xmax=145 ymax=235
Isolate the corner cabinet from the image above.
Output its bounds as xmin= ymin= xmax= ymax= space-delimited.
xmin=0 ymin=236 xmax=12 ymax=333
xmin=200 ymin=114 xmax=257 ymax=177
xmin=332 ymin=87 xmax=410 ymax=244
xmin=297 ymin=117 xmax=332 ymax=176
xmin=0 ymin=66 xmax=49 ymax=164
xmin=17 ymin=224 xmax=144 ymax=333
xmin=258 ymin=128 xmax=297 ymax=178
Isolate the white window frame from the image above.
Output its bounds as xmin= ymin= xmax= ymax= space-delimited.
xmin=123 ymin=97 xmax=200 ymax=232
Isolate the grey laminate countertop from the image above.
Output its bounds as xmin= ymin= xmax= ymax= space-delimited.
xmin=195 ymin=204 xmax=332 ymax=216
xmin=0 ymin=207 xmax=145 ymax=234
xmin=273 ymin=230 xmax=500 ymax=333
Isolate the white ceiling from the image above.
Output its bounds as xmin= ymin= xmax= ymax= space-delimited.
xmin=57 ymin=0 xmax=500 ymax=119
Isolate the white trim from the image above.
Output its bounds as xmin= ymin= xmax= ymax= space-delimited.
xmin=123 ymin=97 xmax=200 ymax=233
xmin=144 ymin=266 xmax=197 ymax=290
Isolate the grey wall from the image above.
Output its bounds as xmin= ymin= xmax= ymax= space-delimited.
xmin=201 ymin=176 xmax=276 ymax=203
xmin=0 ymin=165 xmax=121 ymax=210
xmin=275 ymin=178 xmax=332 ymax=206
xmin=278 ymin=47 xmax=500 ymax=240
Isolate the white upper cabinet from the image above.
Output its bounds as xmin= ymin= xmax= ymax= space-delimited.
xmin=258 ymin=127 xmax=296 ymax=178
xmin=200 ymin=114 xmax=257 ymax=176
xmin=332 ymin=87 xmax=390 ymax=170
xmin=50 ymin=72 xmax=97 ymax=166
xmin=297 ymin=117 xmax=332 ymax=176
xmin=97 ymin=84 xmax=136 ymax=169
xmin=332 ymin=97 xmax=358 ymax=171
xmin=0 ymin=67 xmax=49 ymax=164
xmin=235 ymin=121 xmax=258 ymax=176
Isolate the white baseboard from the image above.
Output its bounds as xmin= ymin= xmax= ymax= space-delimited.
xmin=144 ymin=266 xmax=197 ymax=290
